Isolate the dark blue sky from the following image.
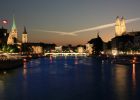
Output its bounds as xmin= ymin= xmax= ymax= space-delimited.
xmin=0 ymin=0 xmax=140 ymax=45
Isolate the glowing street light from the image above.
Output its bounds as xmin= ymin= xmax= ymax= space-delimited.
xmin=2 ymin=20 xmax=8 ymax=24
xmin=112 ymin=48 xmax=118 ymax=58
xmin=1 ymin=19 xmax=8 ymax=27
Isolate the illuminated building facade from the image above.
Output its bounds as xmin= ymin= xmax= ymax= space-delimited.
xmin=77 ymin=47 xmax=84 ymax=53
xmin=55 ymin=46 xmax=62 ymax=52
xmin=115 ymin=16 xmax=126 ymax=36
xmin=32 ymin=46 xmax=43 ymax=54
xmin=86 ymin=43 xmax=93 ymax=55
xmin=22 ymin=27 xmax=28 ymax=43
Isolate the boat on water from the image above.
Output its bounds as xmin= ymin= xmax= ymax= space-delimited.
xmin=0 ymin=53 xmax=23 ymax=70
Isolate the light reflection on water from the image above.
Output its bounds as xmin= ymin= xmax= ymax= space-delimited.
xmin=0 ymin=80 xmax=4 ymax=99
xmin=23 ymin=62 xmax=27 ymax=80
xmin=0 ymin=57 xmax=140 ymax=100
xmin=113 ymin=64 xmax=128 ymax=100
xmin=132 ymin=64 xmax=136 ymax=95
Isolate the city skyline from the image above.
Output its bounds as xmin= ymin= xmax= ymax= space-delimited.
xmin=0 ymin=0 xmax=140 ymax=45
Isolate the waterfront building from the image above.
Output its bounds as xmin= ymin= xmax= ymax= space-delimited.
xmin=86 ymin=43 xmax=93 ymax=55
xmin=110 ymin=31 xmax=140 ymax=55
xmin=22 ymin=27 xmax=28 ymax=43
xmin=112 ymin=19 xmax=140 ymax=55
xmin=32 ymin=46 xmax=43 ymax=54
xmin=55 ymin=46 xmax=62 ymax=52
xmin=0 ymin=27 xmax=9 ymax=45
xmin=88 ymin=17 xmax=140 ymax=55
xmin=7 ymin=16 xmax=18 ymax=45
xmin=77 ymin=47 xmax=84 ymax=53
xmin=104 ymin=31 xmax=140 ymax=55
xmin=134 ymin=32 xmax=140 ymax=50
xmin=88 ymin=33 xmax=103 ymax=55
xmin=21 ymin=43 xmax=44 ymax=54
xmin=111 ymin=35 xmax=134 ymax=53
xmin=128 ymin=31 xmax=140 ymax=51
xmin=103 ymin=41 xmax=112 ymax=55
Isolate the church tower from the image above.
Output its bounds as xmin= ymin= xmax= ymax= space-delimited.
xmin=115 ymin=16 xmax=126 ymax=36
xmin=115 ymin=16 xmax=121 ymax=36
xmin=120 ymin=17 xmax=126 ymax=34
xmin=7 ymin=16 xmax=18 ymax=45
xmin=22 ymin=27 xmax=28 ymax=43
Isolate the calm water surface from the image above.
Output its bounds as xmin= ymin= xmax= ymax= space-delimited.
xmin=0 ymin=56 xmax=140 ymax=100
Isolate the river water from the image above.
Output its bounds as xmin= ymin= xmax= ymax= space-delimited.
xmin=0 ymin=56 xmax=140 ymax=100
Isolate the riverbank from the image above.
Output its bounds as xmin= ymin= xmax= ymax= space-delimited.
xmin=0 ymin=59 xmax=23 ymax=70
xmin=98 ymin=54 xmax=140 ymax=65
xmin=0 ymin=53 xmax=45 ymax=70
xmin=0 ymin=53 xmax=23 ymax=70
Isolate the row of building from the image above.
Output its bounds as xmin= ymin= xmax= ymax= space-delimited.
xmin=1 ymin=16 xmax=139 ymax=56
xmin=0 ymin=17 xmax=28 ymax=45
xmin=0 ymin=16 xmax=93 ymax=55
xmin=88 ymin=16 xmax=140 ymax=56
xmin=0 ymin=16 xmax=43 ymax=54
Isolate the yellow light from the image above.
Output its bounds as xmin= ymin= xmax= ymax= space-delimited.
xmin=112 ymin=48 xmax=118 ymax=56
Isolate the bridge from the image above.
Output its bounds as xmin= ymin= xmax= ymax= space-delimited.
xmin=44 ymin=53 xmax=87 ymax=56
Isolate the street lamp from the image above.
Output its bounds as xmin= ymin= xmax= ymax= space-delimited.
xmin=112 ymin=48 xmax=118 ymax=58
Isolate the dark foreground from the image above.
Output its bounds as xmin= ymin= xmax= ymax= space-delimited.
xmin=0 ymin=56 xmax=140 ymax=100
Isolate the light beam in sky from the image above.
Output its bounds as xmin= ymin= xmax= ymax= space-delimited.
xmin=35 ymin=17 xmax=140 ymax=36
xmin=35 ymin=29 xmax=77 ymax=36
xmin=70 ymin=18 xmax=140 ymax=34
xmin=70 ymin=23 xmax=115 ymax=34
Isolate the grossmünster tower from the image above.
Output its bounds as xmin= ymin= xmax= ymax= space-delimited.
xmin=115 ymin=16 xmax=126 ymax=36
xmin=7 ymin=16 xmax=18 ymax=45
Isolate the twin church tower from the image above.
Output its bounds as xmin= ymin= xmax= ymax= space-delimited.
xmin=7 ymin=16 xmax=28 ymax=45
xmin=115 ymin=16 xmax=126 ymax=36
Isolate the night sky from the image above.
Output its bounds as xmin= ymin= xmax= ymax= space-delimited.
xmin=0 ymin=0 xmax=140 ymax=45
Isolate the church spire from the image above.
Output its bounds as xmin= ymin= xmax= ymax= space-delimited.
xmin=7 ymin=15 xmax=18 ymax=45
xmin=23 ymin=26 xmax=27 ymax=34
xmin=12 ymin=15 xmax=17 ymax=31
xmin=97 ymin=31 xmax=100 ymax=38
xmin=11 ymin=15 xmax=18 ymax=38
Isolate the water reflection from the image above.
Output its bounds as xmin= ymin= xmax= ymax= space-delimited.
xmin=1 ymin=57 xmax=140 ymax=100
xmin=0 ymin=70 xmax=19 ymax=100
xmin=132 ymin=63 xmax=136 ymax=94
xmin=113 ymin=64 xmax=128 ymax=100
xmin=49 ymin=55 xmax=53 ymax=63
xmin=74 ymin=56 xmax=78 ymax=65
xmin=64 ymin=60 xmax=68 ymax=69
xmin=0 ymin=79 xmax=4 ymax=99
xmin=23 ymin=62 xmax=27 ymax=80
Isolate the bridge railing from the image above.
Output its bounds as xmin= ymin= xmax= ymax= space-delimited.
xmin=44 ymin=53 xmax=87 ymax=56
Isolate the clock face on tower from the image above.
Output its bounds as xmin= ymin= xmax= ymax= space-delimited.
xmin=22 ymin=34 xmax=27 ymax=43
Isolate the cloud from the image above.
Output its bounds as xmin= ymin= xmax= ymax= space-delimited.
xmin=35 ymin=17 xmax=140 ymax=36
